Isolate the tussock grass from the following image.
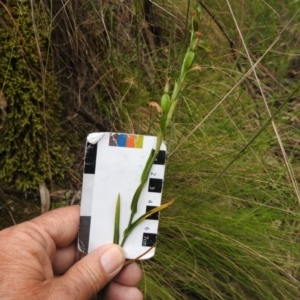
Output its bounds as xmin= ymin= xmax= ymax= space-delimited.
xmin=131 ymin=1 xmax=300 ymax=298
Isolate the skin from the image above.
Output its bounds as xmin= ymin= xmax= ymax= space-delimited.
xmin=0 ymin=205 xmax=143 ymax=300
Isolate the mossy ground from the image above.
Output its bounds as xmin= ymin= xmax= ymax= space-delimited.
xmin=0 ymin=1 xmax=73 ymax=192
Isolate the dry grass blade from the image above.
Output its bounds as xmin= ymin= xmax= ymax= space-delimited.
xmin=121 ymin=199 xmax=174 ymax=247
xmin=124 ymin=243 xmax=157 ymax=266
xmin=39 ymin=182 xmax=50 ymax=213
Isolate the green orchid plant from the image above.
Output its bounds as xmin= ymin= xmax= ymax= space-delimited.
xmin=114 ymin=4 xmax=202 ymax=250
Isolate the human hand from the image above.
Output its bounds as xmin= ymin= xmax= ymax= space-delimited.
xmin=0 ymin=205 xmax=143 ymax=300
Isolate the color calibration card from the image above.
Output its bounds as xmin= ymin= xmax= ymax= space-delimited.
xmin=78 ymin=132 xmax=167 ymax=259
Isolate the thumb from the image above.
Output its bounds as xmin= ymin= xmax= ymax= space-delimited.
xmin=57 ymin=244 xmax=125 ymax=299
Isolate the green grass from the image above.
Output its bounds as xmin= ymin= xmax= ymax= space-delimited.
xmin=1 ymin=0 xmax=300 ymax=298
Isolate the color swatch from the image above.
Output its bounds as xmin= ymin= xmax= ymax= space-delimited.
xmin=109 ymin=133 xmax=144 ymax=148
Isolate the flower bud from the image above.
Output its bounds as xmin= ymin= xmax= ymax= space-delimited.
xmin=160 ymin=93 xmax=171 ymax=114
xmin=182 ymin=50 xmax=195 ymax=73
xmin=163 ymin=78 xmax=171 ymax=94
xmin=191 ymin=31 xmax=202 ymax=51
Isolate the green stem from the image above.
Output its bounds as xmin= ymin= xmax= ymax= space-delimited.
xmin=121 ymin=131 xmax=164 ymax=247
xmin=120 ymin=5 xmax=202 ymax=248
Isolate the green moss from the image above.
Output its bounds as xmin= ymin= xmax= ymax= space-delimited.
xmin=0 ymin=2 xmax=72 ymax=190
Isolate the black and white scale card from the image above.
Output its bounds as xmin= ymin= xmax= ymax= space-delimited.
xmin=78 ymin=132 xmax=167 ymax=259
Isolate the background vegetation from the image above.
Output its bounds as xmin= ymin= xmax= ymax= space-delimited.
xmin=1 ymin=0 xmax=300 ymax=299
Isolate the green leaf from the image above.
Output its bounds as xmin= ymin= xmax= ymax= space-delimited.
xmin=131 ymin=148 xmax=156 ymax=215
xmin=113 ymin=193 xmax=121 ymax=244
xmin=130 ymin=182 xmax=145 ymax=216
xmin=140 ymin=149 xmax=155 ymax=183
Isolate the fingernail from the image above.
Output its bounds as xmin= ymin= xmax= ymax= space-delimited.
xmin=100 ymin=245 xmax=125 ymax=275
